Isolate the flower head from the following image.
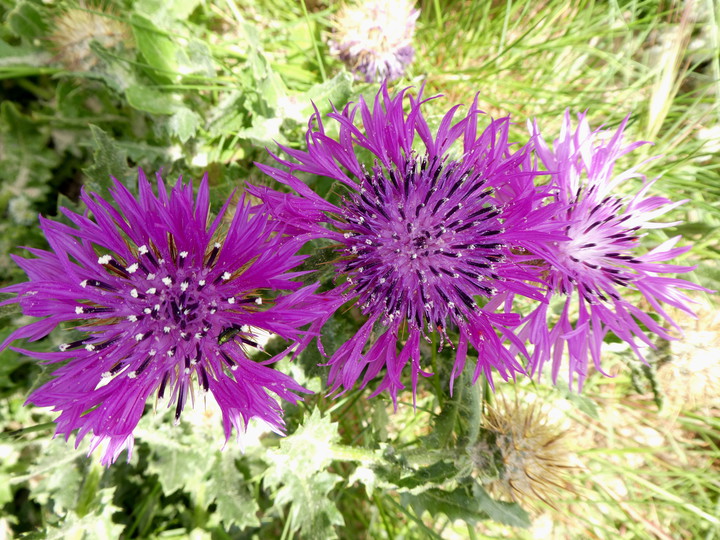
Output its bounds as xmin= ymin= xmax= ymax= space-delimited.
xmin=520 ymin=112 xmax=707 ymax=389
xmin=473 ymin=396 xmax=577 ymax=511
xmin=0 ymin=170 xmax=324 ymax=465
xmin=329 ymin=0 xmax=419 ymax=82
xmin=49 ymin=5 xmax=131 ymax=71
xmin=253 ymin=84 xmax=559 ymax=404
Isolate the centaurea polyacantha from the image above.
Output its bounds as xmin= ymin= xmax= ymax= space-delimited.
xmin=0 ymin=170 xmax=324 ymax=465
xmin=253 ymin=84 xmax=561 ymax=404
xmin=519 ymin=112 xmax=707 ymax=389
xmin=328 ymin=0 xmax=419 ymax=83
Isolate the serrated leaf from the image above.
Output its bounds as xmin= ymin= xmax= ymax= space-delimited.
xmin=235 ymin=116 xmax=284 ymax=147
xmin=82 ymin=125 xmax=134 ymax=193
xmin=396 ymin=461 xmax=459 ymax=489
xmin=130 ymin=14 xmax=186 ymax=82
xmin=240 ymin=23 xmax=287 ymax=112
xmin=348 ymin=465 xmax=378 ymax=497
xmin=265 ymin=408 xmax=339 ymax=484
xmin=7 ymin=1 xmax=48 ymax=41
xmin=43 ymin=488 xmax=123 ymax=540
xmin=126 ymin=85 xmax=179 ymax=115
xmin=264 ymin=409 xmax=344 ymax=538
xmin=302 ymin=71 xmax=353 ymax=115
xmin=26 ymin=438 xmax=86 ymax=514
xmin=135 ymin=0 xmax=202 ymax=22
xmin=556 ymin=382 xmax=599 ymax=419
xmin=473 ymin=483 xmax=531 ymax=528
xmin=275 ymin=470 xmax=344 ymax=539
xmin=140 ymin=425 xmax=213 ymax=497
xmin=0 ymin=101 xmax=58 ymax=281
xmin=400 ymin=486 xmax=489 ymax=523
xmin=168 ymin=107 xmax=201 ymax=143
xmin=207 ymin=451 xmax=260 ymax=529
xmin=0 ymin=39 xmax=51 ymax=67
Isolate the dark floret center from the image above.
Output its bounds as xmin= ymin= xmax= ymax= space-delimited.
xmin=337 ymin=155 xmax=505 ymax=331
xmin=67 ymin=239 xmax=265 ymax=419
xmin=553 ymin=189 xmax=642 ymax=302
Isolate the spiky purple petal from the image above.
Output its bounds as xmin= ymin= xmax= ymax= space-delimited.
xmin=1 ymin=170 xmax=326 ymax=465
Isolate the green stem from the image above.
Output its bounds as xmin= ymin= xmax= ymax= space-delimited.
xmin=327 ymin=444 xmax=382 ymax=464
xmin=300 ymin=0 xmax=326 ymax=81
xmin=431 ymin=332 xmax=442 ymax=404
xmin=327 ymin=443 xmax=461 ymax=467
xmin=0 ymin=421 xmax=55 ymax=441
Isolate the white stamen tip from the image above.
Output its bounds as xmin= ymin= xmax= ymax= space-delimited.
xmin=180 ymin=281 xmax=189 ymax=292
xmin=254 ymin=297 xmax=262 ymax=305
xmin=127 ymin=263 xmax=139 ymax=274
xmin=102 ymin=371 xmax=111 ymax=378
xmin=127 ymin=315 xmax=138 ymax=322
xmin=214 ymin=242 xmax=221 ymax=248
xmin=85 ymin=344 xmax=95 ymax=352
xmin=184 ymin=367 xmax=190 ymax=374
xmin=80 ymin=280 xmax=88 ymax=288
xmin=222 ymin=272 xmax=231 ymax=280
xmin=138 ymin=245 xmax=148 ymax=255
xmin=180 ymin=251 xmax=188 ymax=258
xmin=162 ymin=277 xmax=172 ymax=287
xmin=144 ymin=308 xmax=152 ymax=314
xmin=163 ymin=326 xmax=171 ymax=333
xmin=228 ymin=297 xmax=236 ymax=304
xmin=146 ymin=288 xmax=157 ymax=294
xmin=130 ymin=289 xmax=139 ymax=298
xmin=75 ymin=306 xmax=84 ymax=314
xmin=97 ymin=255 xmax=111 ymax=265
xmin=134 ymin=333 xmax=144 ymax=341
xmin=198 ymin=279 xmax=206 ymax=286
xmin=128 ymin=371 xmax=137 ymax=379
xmin=59 ymin=343 xmax=69 ymax=352
xmin=147 ymin=273 xmax=156 ymax=280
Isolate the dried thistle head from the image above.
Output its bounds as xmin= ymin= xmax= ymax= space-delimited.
xmin=328 ymin=0 xmax=419 ymax=82
xmin=478 ymin=397 xmax=577 ymax=511
xmin=49 ymin=4 xmax=131 ymax=71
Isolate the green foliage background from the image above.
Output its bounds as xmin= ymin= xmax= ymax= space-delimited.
xmin=0 ymin=0 xmax=718 ymax=538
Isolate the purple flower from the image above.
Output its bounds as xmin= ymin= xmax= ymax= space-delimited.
xmin=253 ymin=84 xmax=560 ymax=404
xmin=518 ymin=111 xmax=707 ymax=389
xmin=328 ymin=0 xmax=419 ymax=83
xmin=0 ymin=170 xmax=325 ymax=465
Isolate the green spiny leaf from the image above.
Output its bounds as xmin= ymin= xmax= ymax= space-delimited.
xmin=82 ymin=125 xmax=134 ymax=193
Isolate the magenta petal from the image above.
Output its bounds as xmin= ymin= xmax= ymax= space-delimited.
xmin=2 ymin=169 xmax=327 ymax=465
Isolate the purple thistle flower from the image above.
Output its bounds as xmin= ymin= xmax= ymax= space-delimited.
xmin=328 ymin=0 xmax=419 ymax=83
xmin=252 ymin=84 xmax=561 ymax=404
xmin=0 ymin=170 xmax=325 ymax=465
xmin=519 ymin=111 xmax=708 ymax=389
